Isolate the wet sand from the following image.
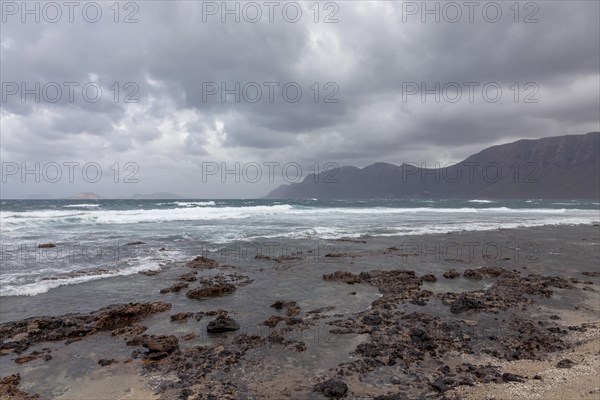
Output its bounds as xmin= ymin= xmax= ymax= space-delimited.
xmin=1 ymin=223 xmax=598 ymax=399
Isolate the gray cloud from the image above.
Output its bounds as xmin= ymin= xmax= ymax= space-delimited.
xmin=1 ymin=0 xmax=598 ymax=198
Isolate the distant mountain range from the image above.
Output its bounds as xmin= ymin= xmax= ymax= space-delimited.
xmin=265 ymin=132 xmax=600 ymax=200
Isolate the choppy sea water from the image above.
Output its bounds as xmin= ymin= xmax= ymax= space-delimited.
xmin=1 ymin=198 xmax=599 ymax=297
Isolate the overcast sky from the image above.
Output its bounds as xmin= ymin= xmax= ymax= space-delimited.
xmin=1 ymin=0 xmax=599 ymax=198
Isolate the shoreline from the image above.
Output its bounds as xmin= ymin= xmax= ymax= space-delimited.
xmin=1 ymin=223 xmax=599 ymax=399
xmin=1 ymin=221 xmax=598 ymax=302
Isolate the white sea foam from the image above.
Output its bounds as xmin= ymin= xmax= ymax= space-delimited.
xmin=155 ymin=201 xmax=216 ymax=207
xmin=1 ymin=200 xmax=598 ymax=296
xmin=245 ymin=226 xmax=360 ymax=241
xmin=173 ymin=201 xmax=217 ymax=207
xmin=0 ymin=257 xmax=161 ymax=297
xmin=0 ymin=205 xmax=593 ymax=231
xmin=374 ymin=217 xmax=595 ymax=237
xmin=63 ymin=204 xmax=100 ymax=208
xmin=0 ymin=205 xmax=294 ymax=227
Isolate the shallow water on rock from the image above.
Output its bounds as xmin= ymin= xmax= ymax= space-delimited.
xmin=1 ymin=225 xmax=598 ymax=399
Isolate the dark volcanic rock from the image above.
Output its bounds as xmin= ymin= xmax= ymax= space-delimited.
xmin=502 ymin=372 xmax=526 ymax=382
xmin=170 ymin=312 xmax=194 ymax=322
xmin=457 ymin=363 xmax=504 ymax=384
xmin=146 ymin=335 xmax=179 ymax=353
xmin=127 ymin=259 xmax=590 ymax=399
xmin=98 ymin=358 xmax=117 ymax=366
xmin=438 ymin=269 xmax=576 ymax=315
xmin=362 ymin=314 xmax=383 ymax=326
xmin=198 ymin=273 xmax=253 ymax=287
xmin=569 ymin=277 xmax=594 ymax=284
xmin=323 ymin=271 xmax=362 ymax=284
xmin=335 ymin=238 xmax=367 ymax=243
xmin=325 ymin=252 xmax=349 ymax=258
xmin=178 ymin=272 xmax=198 ymax=282
xmin=207 ymin=315 xmax=240 ymax=333
xmin=126 ymin=336 xmax=145 ymax=347
xmin=449 ymin=294 xmax=485 ymax=314
xmin=430 ymin=376 xmax=455 ymax=392
xmin=374 ymin=395 xmax=410 ymax=400
xmin=363 ymin=270 xmax=430 ymax=305
xmin=325 ymin=265 xmax=576 ymax=398
xmin=495 ymin=273 xmax=573 ymax=298
xmin=133 ymin=335 xmax=180 ymax=361
xmin=14 ymin=355 xmax=37 ymax=365
xmin=111 ymin=324 xmax=147 ymax=338
xmin=14 ymin=349 xmax=52 ymax=364
xmin=285 ymin=317 xmax=303 ymax=326
xmin=262 ymin=315 xmax=285 ymax=328
xmin=270 ymin=300 xmax=301 ymax=316
xmin=477 ymin=267 xmax=519 ymax=278
xmin=150 ymin=334 xmax=265 ymax=397
xmin=0 ymin=302 xmax=171 ymax=355
xmin=0 ymin=374 xmax=39 ymax=399
xmin=126 ymin=241 xmax=145 ymax=246
xmin=325 ymin=269 xmax=431 ymax=308
xmin=185 ymin=256 xmax=219 ymax=269
xmin=93 ymin=302 xmax=172 ymax=331
xmin=421 ymin=273 xmax=437 ymax=282
xmin=138 ymin=270 xmax=160 ymax=276
xmin=582 ymin=271 xmax=600 ymax=277
xmin=160 ymin=282 xmax=189 ymax=294
xmin=37 ymin=243 xmax=56 ymax=248
xmin=356 ymin=342 xmax=380 ymax=357
xmin=286 ymin=305 xmax=302 ymax=316
xmin=271 ymin=300 xmax=297 ymax=310
xmin=180 ymin=274 xmax=251 ymax=300
xmin=267 ymin=332 xmax=306 ymax=352
xmin=186 ymin=283 xmax=236 ymax=300
xmin=274 ymin=255 xmax=302 ymax=263
xmin=463 ymin=269 xmax=483 ymax=280
xmin=182 ymin=332 xmax=197 ymax=341
xmin=556 ymin=359 xmax=576 ymax=368
xmin=314 ymin=378 xmax=348 ymax=398
xmin=443 ymin=269 xmax=460 ymax=279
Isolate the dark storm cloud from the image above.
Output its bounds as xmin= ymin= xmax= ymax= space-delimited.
xmin=1 ymin=0 xmax=598 ymax=198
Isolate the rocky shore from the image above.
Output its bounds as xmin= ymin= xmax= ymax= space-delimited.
xmin=1 ymin=224 xmax=598 ymax=399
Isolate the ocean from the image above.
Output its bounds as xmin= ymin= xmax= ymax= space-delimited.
xmin=1 ymin=198 xmax=599 ymax=298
